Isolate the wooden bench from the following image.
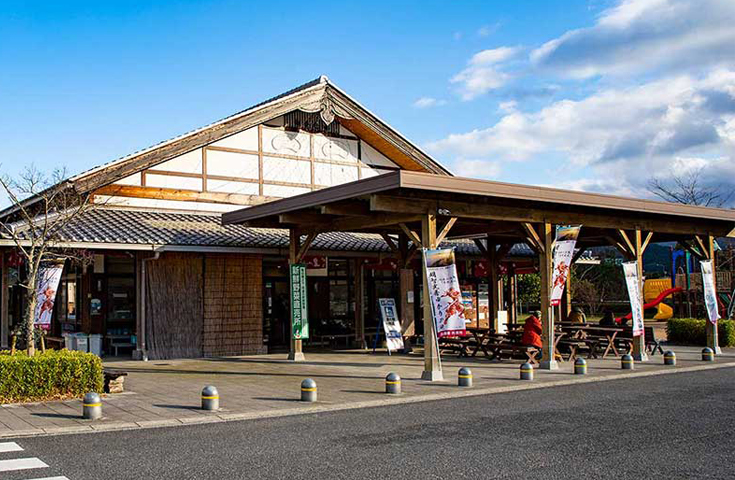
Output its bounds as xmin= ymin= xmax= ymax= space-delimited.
xmin=439 ymin=336 xmax=473 ymax=357
xmin=644 ymin=326 xmax=664 ymax=355
xmin=110 ymin=341 xmax=135 ymax=356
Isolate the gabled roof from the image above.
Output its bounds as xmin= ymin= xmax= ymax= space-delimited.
xmin=1 ymin=76 xmax=452 ymax=219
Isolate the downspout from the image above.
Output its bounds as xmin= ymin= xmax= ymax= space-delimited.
xmin=138 ymin=249 xmax=161 ymax=361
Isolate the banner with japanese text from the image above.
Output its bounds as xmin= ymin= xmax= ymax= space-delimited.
xmin=423 ymin=248 xmax=466 ymax=338
xmin=34 ymin=264 xmax=64 ymax=330
xmin=701 ymin=260 xmax=720 ymax=325
xmin=290 ymin=263 xmax=309 ymax=340
xmin=622 ymin=261 xmax=644 ymax=337
xmin=550 ymin=225 xmax=581 ymax=306
xmin=378 ymin=298 xmax=404 ymax=352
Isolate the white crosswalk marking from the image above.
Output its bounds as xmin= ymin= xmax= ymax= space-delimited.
xmin=0 ymin=457 xmax=49 ymax=472
xmin=0 ymin=441 xmax=24 ymax=453
xmin=24 ymin=477 xmax=70 ymax=480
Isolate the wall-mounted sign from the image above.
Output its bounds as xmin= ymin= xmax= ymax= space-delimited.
xmin=290 ymin=263 xmax=309 ymax=340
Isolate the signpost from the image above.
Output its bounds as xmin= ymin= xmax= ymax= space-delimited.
xmin=378 ymin=298 xmax=404 ymax=354
xmin=290 ymin=263 xmax=309 ymax=340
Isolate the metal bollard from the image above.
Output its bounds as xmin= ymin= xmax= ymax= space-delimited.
xmin=621 ymin=354 xmax=634 ymax=370
xmin=458 ymin=367 xmax=473 ymax=387
xmin=201 ymin=385 xmax=219 ymax=411
xmin=574 ymin=357 xmax=587 ymax=375
xmin=82 ymin=392 xmax=102 ymax=420
xmin=664 ymin=350 xmax=676 ymax=366
xmin=702 ymin=347 xmax=715 ymax=362
xmin=385 ymin=372 xmax=401 ymax=394
xmin=520 ymin=362 xmax=534 ymax=381
xmin=301 ymin=378 xmax=317 ymax=402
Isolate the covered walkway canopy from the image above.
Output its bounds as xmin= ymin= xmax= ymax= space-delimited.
xmin=223 ymin=171 xmax=735 ymax=380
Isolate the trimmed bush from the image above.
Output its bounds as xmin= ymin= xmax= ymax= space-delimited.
xmin=0 ymin=349 xmax=103 ymax=404
xmin=666 ymin=318 xmax=735 ymax=347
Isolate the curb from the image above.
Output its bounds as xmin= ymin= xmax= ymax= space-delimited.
xmin=2 ymin=361 xmax=734 ymax=439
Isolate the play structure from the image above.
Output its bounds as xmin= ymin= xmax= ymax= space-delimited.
xmin=617 ymin=278 xmax=682 ymax=323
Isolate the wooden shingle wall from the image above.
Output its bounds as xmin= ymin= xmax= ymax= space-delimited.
xmin=202 ymin=254 xmax=265 ymax=357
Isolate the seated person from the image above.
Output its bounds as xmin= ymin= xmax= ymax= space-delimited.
xmin=521 ymin=311 xmax=543 ymax=349
xmin=599 ymin=310 xmax=616 ymax=327
xmin=567 ymin=306 xmax=587 ymax=324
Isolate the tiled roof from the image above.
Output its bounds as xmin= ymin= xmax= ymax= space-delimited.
xmin=6 ymin=208 xmax=534 ymax=257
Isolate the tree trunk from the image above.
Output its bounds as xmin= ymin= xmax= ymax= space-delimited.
xmin=23 ymin=268 xmax=38 ymax=356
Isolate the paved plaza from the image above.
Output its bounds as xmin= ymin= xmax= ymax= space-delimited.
xmin=1 ymin=346 xmax=733 ymax=438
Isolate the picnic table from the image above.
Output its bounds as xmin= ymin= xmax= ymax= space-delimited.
xmin=559 ymin=325 xmax=624 ymax=358
xmin=465 ymin=327 xmax=566 ymax=365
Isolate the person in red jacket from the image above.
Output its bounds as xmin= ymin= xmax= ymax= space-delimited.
xmin=521 ymin=311 xmax=543 ymax=349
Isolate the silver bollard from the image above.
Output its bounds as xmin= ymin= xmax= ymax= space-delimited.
xmin=621 ymin=354 xmax=634 ymax=370
xmin=385 ymin=372 xmax=401 ymax=394
xmin=702 ymin=347 xmax=715 ymax=362
xmin=301 ymin=378 xmax=317 ymax=402
xmin=574 ymin=357 xmax=587 ymax=375
xmin=520 ymin=362 xmax=534 ymax=381
xmin=201 ymin=385 xmax=219 ymax=411
xmin=83 ymin=392 xmax=102 ymax=420
xmin=458 ymin=367 xmax=473 ymax=387
xmin=664 ymin=350 xmax=676 ymax=366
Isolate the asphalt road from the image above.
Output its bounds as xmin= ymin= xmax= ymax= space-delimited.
xmin=5 ymin=367 xmax=735 ymax=479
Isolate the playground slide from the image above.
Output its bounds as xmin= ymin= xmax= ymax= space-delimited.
xmin=617 ymin=286 xmax=683 ymax=322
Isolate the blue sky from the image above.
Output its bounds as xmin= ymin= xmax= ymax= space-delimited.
xmin=2 ymin=0 xmax=734 ymax=203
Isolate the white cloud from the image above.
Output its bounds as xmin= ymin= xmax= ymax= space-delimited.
xmin=477 ymin=22 xmax=501 ymax=37
xmin=413 ymin=97 xmax=447 ymax=108
xmin=453 ymin=159 xmax=502 ymax=179
xmin=450 ymin=46 xmax=520 ymax=100
xmin=430 ymin=69 xmax=735 ymax=195
xmin=530 ymin=0 xmax=735 ymax=78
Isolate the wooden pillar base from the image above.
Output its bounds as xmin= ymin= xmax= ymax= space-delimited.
xmin=539 ymin=360 xmax=559 ymax=370
xmin=421 ymin=369 xmax=444 ymax=381
xmin=632 ymin=352 xmax=649 ymax=362
xmin=288 ymin=351 xmax=306 ymax=362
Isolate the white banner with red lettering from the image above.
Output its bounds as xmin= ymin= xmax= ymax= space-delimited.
xmin=34 ymin=264 xmax=64 ymax=330
xmin=550 ymin=225 xmax=581 ymax=306
xmin=622 ymin=261 xmax=644 ymax=337
xmin=701 ymin=260 xmax=720 ymax=325
xmin=423 ymin=248 xmax=466 ymax=338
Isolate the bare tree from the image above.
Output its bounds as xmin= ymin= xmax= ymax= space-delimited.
xmin=0 ymin=166 xmax=92 ymax=355
xmin=648 ymin=168 xmax=733 ymax=207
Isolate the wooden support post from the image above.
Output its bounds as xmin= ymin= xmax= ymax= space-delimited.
xmin=562 ymin=273 xmax=572 ymax=320
xmin=487 ymin=237 xmax=500 ymax=331
xmin=1 ymin=250 xmax=8 ymax=349
xmin=539 ymin=222 xmax=558 ymax=370
xmin=706 ymin=235 xmax=722 ymax=354
xmin=288 ymin=228 xmax=305 ymax=362
xmin=421 ymin=214 xmax=443 ymax=381
xmin=354 ymin=258 xmax=366 ymax=349
xmin=509 ymin=268 xmax=518 ymax=324
xmin=632 ymin=229 xmax=649 ymax=362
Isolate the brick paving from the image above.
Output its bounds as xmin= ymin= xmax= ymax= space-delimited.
xmin=1 ymin=346 xmax=733 ymax=438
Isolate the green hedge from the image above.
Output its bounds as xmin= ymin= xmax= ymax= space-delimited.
xmin=0 ymin=350 xmax=103 ymax=404
xmin=666 ymin=318 xmax=735 ymax=347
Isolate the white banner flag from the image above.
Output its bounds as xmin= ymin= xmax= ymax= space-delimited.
xmin=378 ymin=298 xmax=404 ymax=352
xmin=550 ymin=225 xmax=581 ymax=306
xmin=423 ymin=248 xmax=466 ymax=338
xmin=34 ymin=264 xmax=64 ymax=330
xmin=701 ymin=260 xmax=720 ymax=325
xmin=622 ymin=261 xmax=644 ymax=337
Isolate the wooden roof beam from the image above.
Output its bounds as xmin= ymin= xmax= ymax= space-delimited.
xmin=368 ymin=194 xmax=731 ymax=236
xmin=399 ymin=223 xmax=422 ymax=246
xmin=321 ymin=200 xmax=371 ymax=216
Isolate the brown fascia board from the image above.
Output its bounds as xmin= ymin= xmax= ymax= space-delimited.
xmin=398 ymin=171 xmax=735 ymax=223
xmin=224 ymin=170 xmax=735 ymax=228
xmin=222 ymin=171 xmax=403 ymax=225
